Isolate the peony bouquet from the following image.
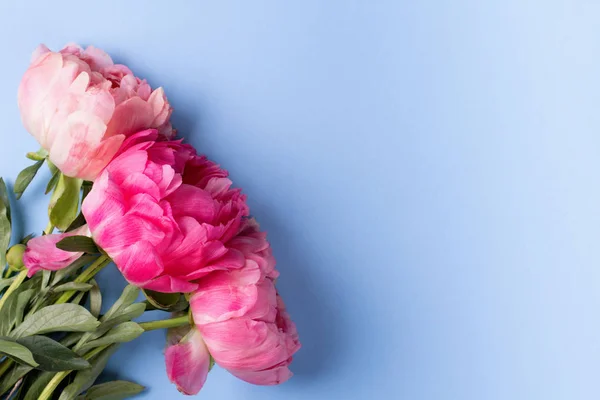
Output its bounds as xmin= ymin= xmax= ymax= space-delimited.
xmin=0 ymin=44 xmax=300 ymax=399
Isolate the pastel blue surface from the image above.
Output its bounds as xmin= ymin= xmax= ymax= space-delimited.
xmin=1 ymin=1 xmax=599 ymax=399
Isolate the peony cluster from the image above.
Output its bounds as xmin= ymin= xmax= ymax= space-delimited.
xmin=20 ymin=44 xmax=299 ymax=395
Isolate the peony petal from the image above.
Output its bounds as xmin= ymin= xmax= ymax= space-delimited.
xmin=18 ymin=52 xmax=65 ymax=141
xmin=229 ymin=362 xmax=293 ymax=385
xmin=115 ymin=129 xmax=159 ymax=156
xmin=143 ymin=275 xmax=199 ymax=293
xmin=191 ymin=267 xmax=275 ymax=324
xmin=203 ymin=177 xmax=233 ymax=198
xmin=48 ymin=111 xmax=107 ymax=178
xmin=104 ymin=97 xmax=154 ymax=138
xmin=190 ymin=278 xmax=259 ymax=325
xmin=82 ymin=173 xmax=126 ymax=234
xmin=30 ymin=44 xmax=51 ymax=64
xmin=148 ymin=87 xmax=172 ymax=129
xmin=104 ymin=149 xmax=149 ymax=187
xmin=75 ymin=134 xmax=125 ymax=181
xmin=82 ymin=45 xmax=114 ymax=71
xmin=199 ymin=319 xmax=290 ymax=372
xmin=97 ymin=214 xmax=165 ymax=253
xmin=23 ymin=225 xmax=90 ymax=277
xmin=121 ymin=173 xmax=161 ymax=202
xmin=179 ymin=247 xmax=246 ymax=281
xmin=244 ymin=279 xmax=278 ymax=322
xmin=112 ymin=240 xmax=164 ymax=286
xmin=167 ymin=184 xmax=216 ymax=223
xmin=165 ymin=329 xmax=211 ymax=395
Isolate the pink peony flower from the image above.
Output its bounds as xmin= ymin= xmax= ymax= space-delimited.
xmin=23 ymin=225 xmax=90 ymax=277
xmin=184 ymin=220 xmax=300 ymax=388
xmin=81 ymin=129 xmax=249 ymax=292
xmin=18 ymin=44 xmax=173 ymax=181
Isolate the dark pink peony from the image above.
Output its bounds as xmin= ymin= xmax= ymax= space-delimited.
xmin=79 ymin=129 xmax=249 ymax=292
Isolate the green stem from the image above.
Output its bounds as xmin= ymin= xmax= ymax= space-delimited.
xmin=37 ymin=344 xmax=111 ymax=400
xmin=83 ymin=344 xmax=110 ymax=360
xmin=37 ymin=370 xmax=69 ymax=400
xmin=44 ymin=222 xmax=54 ymax=235
xmin=55 ymin=255 xmax=110 ymax=304
xmin=0 ymin=270 xmax=27 ymax=311
xmin=0 ymin=270 xmax=29 ymax=380
xmin=0 ymin=358 xmax=13 ymax=380
xmin=139 ymin=315 xmax=190 ymax=331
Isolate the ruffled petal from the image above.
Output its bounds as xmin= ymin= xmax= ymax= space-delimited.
xmin=167 ymin=184 xmax=216 ymax=223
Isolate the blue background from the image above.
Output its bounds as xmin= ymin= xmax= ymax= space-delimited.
xmin=1 ymin=1 xmax=599 ymax=399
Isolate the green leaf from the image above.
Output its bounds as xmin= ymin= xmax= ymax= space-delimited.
xmin=45 ymin=168 xmax=61 ymax=194
xmin=73 ymin=286 xmax=143 ymax=349
xmin=0 ymin=362 xmax=32 ymax=396
xmin=41 ymin=270 xmax=51 ymax=291
xmin=77 ymin=322 xmax=144 ymax=354
xmin=72 ymin=291 xmax=87 ymax=305
xmin=59 ymin=344 xmax=120 ymax=400
xmin=83 ymin=380 xmax=145 ymax=400
xmin=82 ymin=181 xmax=93 ymax=201
xmin=14 ymin=160 xmax=44 ymax=200
xmin=25 ymin=149 xmax=48 ymax=161
xmin=0 ymin=178 xmax=11 ymax=222
xmin=20 ymin=233 xmax=35 ymax=245
xmin=15 ymin=289 xmax=37 ymax=326
xmin=98 ymin=304 xmax=145 ymax=333
xmin=0 ymin=286 xmax=20 ymax=336
xmin=61 ymin=332 xmax=85 ymax=348
xmin=46 ymin=158 xmax=58 ymax=174
xmin=67 ymin=212 xmax=87 ymax=232
xmin=23 ymin=370 xmax=56 ymax=400
xmin=17 ymin=335 xmax=90 ymax=371
xmin=11 ymin=303 xmax=100 ymax=339
xmin=49 ymin=175 xmax=83 ymax=231
xmin=0 ymin=275 xmax=42 ymax=336
xmin=51 ymin=255 xmax=97 ymax=286
xmin=54 ymin=282 xmax=94 ymax=293
xmin=20 ymin=274 xmax=42 ymax=291
xmin=0 ymin=275 xmax=42 ymax=335
xmin=0 ymin=178 xmax=12 ymax=268
xmin=0 ymin=277 xmax=15 ymax=292
xmin=142 ymin=289 xmax=184 ymax=311
xmin=0 ymin=338 xmax=39 ymax=366
xmin=89 ymin=280 xmax=101 ymax=318
xmin=56 ymin=236 xmax=98 ymax=254
xmin=78 ymin=303 xmax=146 ymax=347
xmin=103 ymin=286 xmax=140 ymax=321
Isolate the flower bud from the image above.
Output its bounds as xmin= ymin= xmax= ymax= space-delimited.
xmin=6 ymin=244 xmax=26 ymax=269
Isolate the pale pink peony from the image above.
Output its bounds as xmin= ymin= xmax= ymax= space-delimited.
xmin=185 ymin=220 xmax=300 ymax=388
xmin=81 ymin=129 xmax=249 ymax=292
xmin=18 ymin=44 xmax=173 ymax=181
xmin=23 ymin=225 xmax=90 ymax=277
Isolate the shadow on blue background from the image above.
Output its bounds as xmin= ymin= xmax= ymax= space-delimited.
xmin=1 ymin=1 xmax=600 ymax=400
